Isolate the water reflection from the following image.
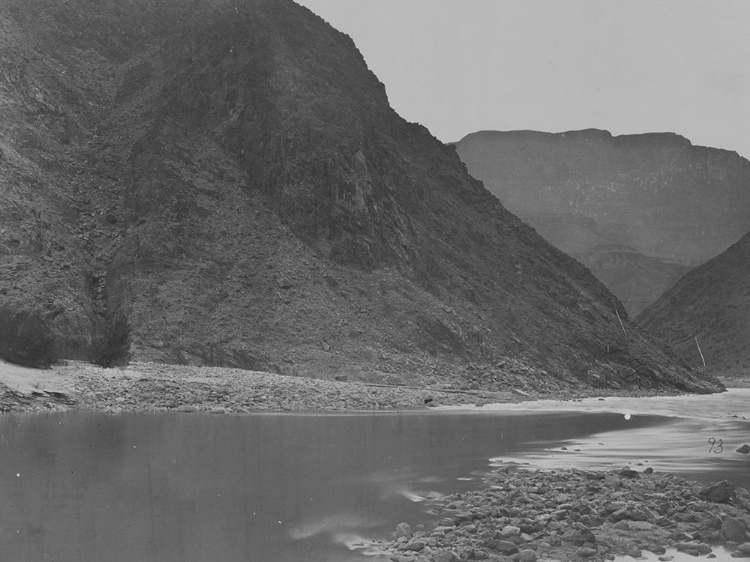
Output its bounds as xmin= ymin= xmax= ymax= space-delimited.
xmin=0 ymin=409 xmax=739 ymax=562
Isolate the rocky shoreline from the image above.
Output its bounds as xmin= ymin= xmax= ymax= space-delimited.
xmin=374 ymin=466 xmax=750 ymax=562
xmin=0 ymin=361 xmax=732 ymax=414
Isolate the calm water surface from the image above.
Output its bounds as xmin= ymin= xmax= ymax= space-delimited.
xmin=0 ymin=391 xmax=747 ymax=562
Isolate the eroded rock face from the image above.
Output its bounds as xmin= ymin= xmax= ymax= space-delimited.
xmin=0 ymin=0 xmax=721 ymax=393
xmin=454 ymin=130 xmax=750 ymax=315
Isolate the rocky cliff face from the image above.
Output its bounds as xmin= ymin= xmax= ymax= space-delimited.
xmin=454 ymin=130 xmax=750 ymax=316
xmin=0 ymin=0 xmax=720 ymax=393
xmin=637 ymin=230 xmax=750 ymax=372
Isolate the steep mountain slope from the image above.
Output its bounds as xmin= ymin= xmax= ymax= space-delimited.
xmin=0 ymin=0 xmax=719 ymax=393
xmin=637 ymin=230 xmax=750 ymax=372
xmin=454 ymin=130 xmax=750 ymax=315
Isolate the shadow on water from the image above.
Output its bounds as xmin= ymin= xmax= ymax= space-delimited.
xmin=0 ymin=408 xmax=744 ymax=561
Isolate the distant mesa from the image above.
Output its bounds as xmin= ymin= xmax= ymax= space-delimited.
xmin=454 ymin=129 xmax=750 ymax=316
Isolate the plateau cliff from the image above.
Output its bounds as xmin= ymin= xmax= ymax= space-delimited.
xmin=454 ymin=130 xmax=750 ymax=316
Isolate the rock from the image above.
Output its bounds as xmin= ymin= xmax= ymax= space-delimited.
xmin=700 ymin=480 xmax=735 ymax=503
xmin=563 ymin=522 xmax=596 ymax=545
xmin=398 ymin=540 xmax=425 ymax=552
xmin=453 ymin=511 xmax=473 ymax=523
xmin=431 ymin=551 xmax=459 ymax=562
xmin=577 ymin=547 xmax=597 ymax=558
xmin=722 ymin=515 xmax=747 ymax=542
xmin=277 ymin=277 xmax=293 ymax=289
xmin=627 ymin=546 xmax=642 ymax=558
xmin=500 ymin=525 xmax=521 ymax=538
xmin=675 ymin=541 xmax=712 ymax=555
xmin=628 ymin=521 xmax=655 ymax=531
xmin=737 ymin=444 xmax=750 ymax=454
xmin=394 ymin=522 xmax=412 ymax=539
xmin=737 ymin=543 xmax=750 ymax=555
xmin=619 ymin=468 xmax=640 ymax=479
xmin=493 ymin=540 xmax=519 ymax=555
xmin=518 ymin=549 xmax=537 ymax=562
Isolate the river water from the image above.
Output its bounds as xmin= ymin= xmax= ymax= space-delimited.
xmin=0 ymin=389 xmax=747 ymax=562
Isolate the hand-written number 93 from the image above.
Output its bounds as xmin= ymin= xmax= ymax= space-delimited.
xmin=708 ymin=437 xmax=723 ymax=454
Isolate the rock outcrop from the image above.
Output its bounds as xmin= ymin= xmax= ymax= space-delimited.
xmin=454 ymin=130 xmax=750 ymax=315
xmin=0 ymin=0 xmax=721 ymax=393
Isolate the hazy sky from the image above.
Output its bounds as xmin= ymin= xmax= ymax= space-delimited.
xmin=294 ymin=1 xmax=750 ymax=159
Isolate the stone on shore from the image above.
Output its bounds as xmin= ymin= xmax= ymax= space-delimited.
xmin=379 ymin=468 xmax=750 ymax=562
xmin=675 ymin=541 xmax=712 ymax=555
xmin=700 ymin=480 xmax=735 ymax=503
xmin=500 ymin=525 xmax=521 ymax=538
xmin=493 ymin=540 xmax=519 ymax=555
xmin=431 ymin=551 xmax=458 ymax=562
xmin=722 ymin=515 xmax=747 ymax=542
xmin=394 ymin=522 xmax=412 ymax=539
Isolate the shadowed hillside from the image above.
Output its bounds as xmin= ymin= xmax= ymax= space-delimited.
xmin=0 ymin=0 xmax=720 ymax=393
xmin=637 ymin=230 xmax=750 ymax=373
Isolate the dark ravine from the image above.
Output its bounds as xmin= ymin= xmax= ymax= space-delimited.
xmin=453 ymin=130 xmax=750 ymax=316
xmin=637 ymin=229 xmax=750 ymax=373
xmin=0 ymin=0 xmax=721 ymax=394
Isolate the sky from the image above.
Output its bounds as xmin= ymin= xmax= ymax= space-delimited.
xmin=294 ymin=1 xmax=750 ymax=159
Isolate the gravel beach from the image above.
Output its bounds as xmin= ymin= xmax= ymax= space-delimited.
xmin=374 ymin=466 xmax=750 ymax=562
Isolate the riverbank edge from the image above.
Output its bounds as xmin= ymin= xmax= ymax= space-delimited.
xmin=0 ymin=360 xmax=741 ymax=414
xmin=371 ymin=465 xmax=750 ymax=562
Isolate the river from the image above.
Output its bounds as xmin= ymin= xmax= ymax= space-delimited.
xmin=0 ymin=389 xmax=747 ymax=561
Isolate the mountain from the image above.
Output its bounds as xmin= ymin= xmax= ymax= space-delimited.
xmin=637 ymin=230 xmax=750 ymax=372
xmin=0 ymin=0 xmax=719 ymax=393
xmin=453 ymin=130 xmax=750 ymax=316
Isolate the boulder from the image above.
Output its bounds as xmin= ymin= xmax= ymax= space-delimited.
xmin=722 ymin=515 xmax=747 ymax=542
xmin=699 ymin=480 xmax=735 ymax=503
xmin=500 ymin=525 xmax=521 ymax=538
xmin=675 ymin=541 xmax=712 ymax=555
xmin=394 ymin=522 xmax=412 ymax=539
